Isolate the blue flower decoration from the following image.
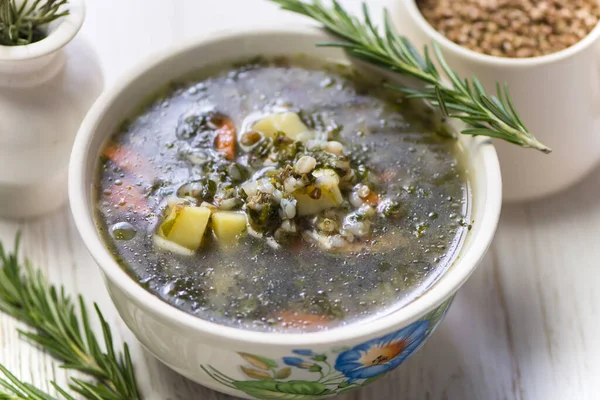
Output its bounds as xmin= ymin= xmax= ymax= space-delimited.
xmin=292 ymin=349 xmax=314 ymax=356
xmin=334 ymin=320 xmax=429 ymax=381
xmin=283 ymin=357 xmax=314 ymax=369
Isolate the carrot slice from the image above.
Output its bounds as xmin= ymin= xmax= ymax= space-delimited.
xmin=104 ymin=177 xmax=150 ymax=214
xmin=277 ymin=311 xmax=331 ymax=329
xmin=289 ymin=237 xmax=305 ymax=253
xmin=102 ymin=144 xmax=153 ymax=182
xmin=363 ymin=192 xmax=380 ymax=206
xmin=379 ymin=169 xmax=397 ymax=183
xmin=215 ymin=119 xmax=236 ymax=160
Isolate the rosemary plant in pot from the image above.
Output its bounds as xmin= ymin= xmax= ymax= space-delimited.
xmin=0 ymin=0 xmax=103 ymax=219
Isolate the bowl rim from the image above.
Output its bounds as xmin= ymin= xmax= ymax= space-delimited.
xmin=69 ymin=25 xmax=502 ymax=347
xmin=0 ymin=0 xmax=85 ymax=61
xmin=402 ymin=0 xmax=600 ymax=67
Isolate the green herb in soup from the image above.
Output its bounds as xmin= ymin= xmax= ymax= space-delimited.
xmin=95 ymin=56 xmax=470 ymax=332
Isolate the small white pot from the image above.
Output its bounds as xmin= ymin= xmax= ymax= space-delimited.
xmin=392 ymin=0 xmax=600 ymax=202
xmin=70 ymin=26 xmax=501 ymax=398
xmin=0 ymin=0 xmax=103 ymax=218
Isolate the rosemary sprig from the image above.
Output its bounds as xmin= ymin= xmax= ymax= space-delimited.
xmin=0 ymin=236 xmax=141 ymax=400
xmin=0 ymin=0 xmax=69 ymax=46
xmin=268 ymin=0 xmax=551 ymax=153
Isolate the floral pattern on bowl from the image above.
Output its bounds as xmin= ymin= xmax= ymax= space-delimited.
xmin=202 ymin=298 xmax=452 ymax=399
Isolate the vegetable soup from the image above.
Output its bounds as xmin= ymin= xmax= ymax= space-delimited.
xmin=95 ymin=56 xmax=470 ymax=332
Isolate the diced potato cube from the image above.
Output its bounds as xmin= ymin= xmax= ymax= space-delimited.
xmin=212 ymin=211 xmax=247 ymax=245
xmin=153 ymin=234 xmax=195 ymax=257
xmin=241 ymin=180 xmax=258 ymax=197
xmin=159 ymin=205 xmax=212 ymax=251
xmin=294 ymin=182 xmax=344 ymax=216
xmin=312 ymin=169 xmax=340 ymax=184
xmin=315 ymin=176 xmax=343 ymax=204
xmin=252 ymin=112 xmax=311 ymax=141
xmin=159 ymin=205 xmax=180 ymax=237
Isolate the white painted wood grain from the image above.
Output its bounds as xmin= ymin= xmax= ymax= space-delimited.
xmin=0 ymin=0 xmax=598 ymax=399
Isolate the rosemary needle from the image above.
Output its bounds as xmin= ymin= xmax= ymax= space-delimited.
xmin=268 ymin=0 xmax=551 ymax=153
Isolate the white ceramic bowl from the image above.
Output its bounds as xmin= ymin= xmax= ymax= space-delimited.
xmin=69 ymin=26 xmax=501 ymax=398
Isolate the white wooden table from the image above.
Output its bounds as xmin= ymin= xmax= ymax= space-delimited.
xmin=1 ymin=0 xmax=598 ymax=399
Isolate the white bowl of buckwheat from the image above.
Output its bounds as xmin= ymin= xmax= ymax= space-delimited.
xmin=393 ymin=0 xmax=600 ymax=203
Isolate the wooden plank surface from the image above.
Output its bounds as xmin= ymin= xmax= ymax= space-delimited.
xmin=0 ymin=0 xmax=597 ymax=398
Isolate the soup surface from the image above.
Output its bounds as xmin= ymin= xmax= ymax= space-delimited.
xmin=96 ymin=56 xmax=470 ymax=332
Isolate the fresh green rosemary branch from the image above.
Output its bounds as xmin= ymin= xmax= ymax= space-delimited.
xmin=268 ymin=0 xmax=551 ymax=153
xmin=0 ymin=236 xmax=141 ymax=400
xmin=0 ymin=0 xmax=69 ymax=46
